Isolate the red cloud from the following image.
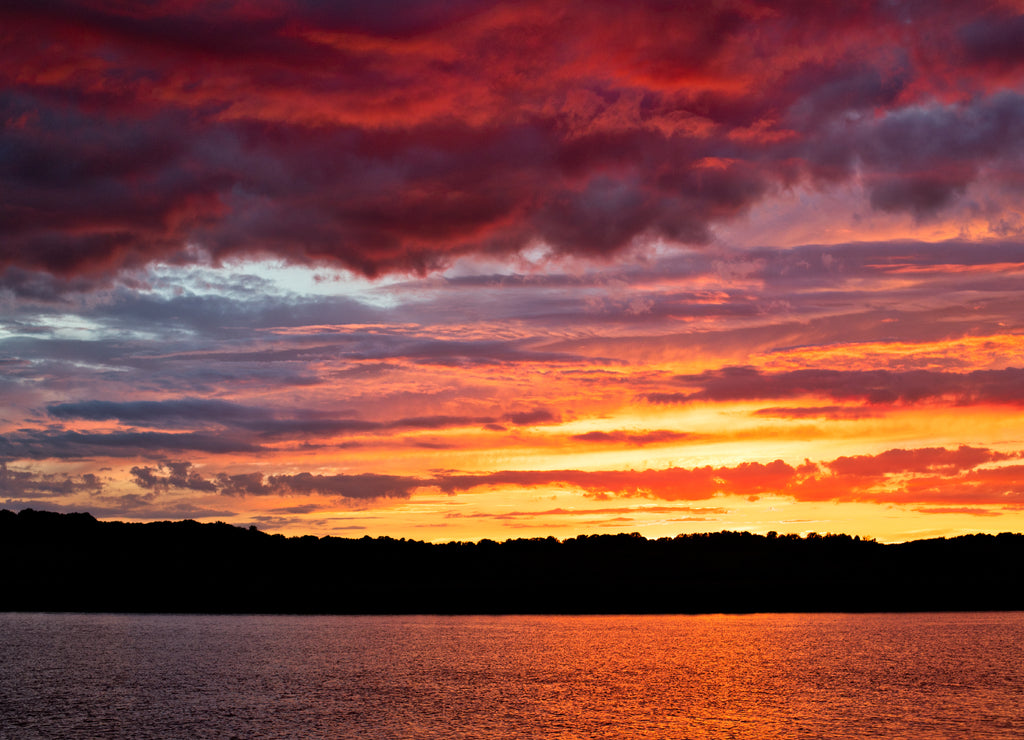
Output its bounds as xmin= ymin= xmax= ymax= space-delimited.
xmin=2 ymin=1 xmax=1023 ymax=277
xmin=826 ymin=445 xmax=1014 ymax=477
xmin=115 ymin=445 xmax=1023 ymax=515
xmin=428 ymin=445 xmax=1023 ymax=508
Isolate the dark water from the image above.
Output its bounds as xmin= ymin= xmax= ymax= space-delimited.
xmin=1 ymin=612 xmax=1022 ymax=739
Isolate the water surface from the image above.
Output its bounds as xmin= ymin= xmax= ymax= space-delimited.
xmin=1 ymin=612 xmax=1021 ymax=738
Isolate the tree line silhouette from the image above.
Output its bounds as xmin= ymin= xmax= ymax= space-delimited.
xmin=3 ymin=508 xmax=1023 ymax=614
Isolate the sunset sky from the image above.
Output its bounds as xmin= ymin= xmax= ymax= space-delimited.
xmin=3 ymin=0 xmax=1024 ymax=542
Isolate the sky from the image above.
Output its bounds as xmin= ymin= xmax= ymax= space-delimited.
xmin=2 ymin=0 xmax=1024 ymax=542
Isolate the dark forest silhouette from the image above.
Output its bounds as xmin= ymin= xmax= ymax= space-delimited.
xmin=3 ymin=508 xmax=1023 ymax=614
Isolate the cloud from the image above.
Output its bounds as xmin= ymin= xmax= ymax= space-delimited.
xmin=753 ymin=406 xmax=879 ymax=420
xmin=213 ymin=471 xmax=426 ymax=501
xmin=570 ymin=430 xmax=696 ymax=445
xmin=267 ymin=472 xmax=426 ymax=500
xmin=77 ymin=439 xmax=1016 ymax=513
xmin=893 ymin=464 xmax=1024 ymax=507
xmin=0 ymin=461 xmax=103 ymax=499
xmin=26 ymin=443 xmax=1015 ymax=521
xmin=804 ymin=93 xmax=1024 ymax=219
xmin=648 ymin=366 xmax=1024 ymax=407
xmin=4 ymin=1 xmax=1024 ymax=544
xmin=129 ymin=461 xmax=217 ymax=492
xmin=0 ymin=267 xmax=108 ymax=302
xmin=2 ymin=1 xmax=1023 ymax=278
xmin=214 ymin=472 xmax=272 ymax=498
xmin=425 ymin=444 xmax=1024 ymax=509
xmin=34 ymin=398 xmax=561 ymax=456
xmin=431 ymin=461 xmax=797 ymax=500
xmin=502 ymin=408 xmax=560 ymax=426
xmin=0 ymin=429 xmax=261 ymax=459
xmin=48 ymin=399 xmax=272 ymax=428
xmin=958 ymin=14 xmax=1024 ymax=73
xmin=825 ymin=445 xmax=1013 ymax=477
xmin=914 ymin=506 xmax=1003 ymax=517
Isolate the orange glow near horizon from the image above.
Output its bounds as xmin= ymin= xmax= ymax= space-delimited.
xmin=3 ymin=1 xmax=1024 ymax=543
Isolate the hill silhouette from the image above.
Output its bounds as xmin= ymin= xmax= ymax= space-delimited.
xmin=3 ymin=508 xmax=1023 ymax=614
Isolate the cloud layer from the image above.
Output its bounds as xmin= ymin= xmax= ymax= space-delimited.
xmin=3 ymin=2 xmax=1024 ymax=540
xmin=3 ymin=0 xmax=1024 ymax=277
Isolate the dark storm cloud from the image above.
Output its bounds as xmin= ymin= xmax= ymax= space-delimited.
xmin=2 ymin=1 xmax=1022 ymax=278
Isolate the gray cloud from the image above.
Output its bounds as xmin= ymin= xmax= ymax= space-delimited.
xmin=647 ymin=366 xmax=1024 ymax=407
xmin=0 ymin=429 xmax=261 ymax=460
